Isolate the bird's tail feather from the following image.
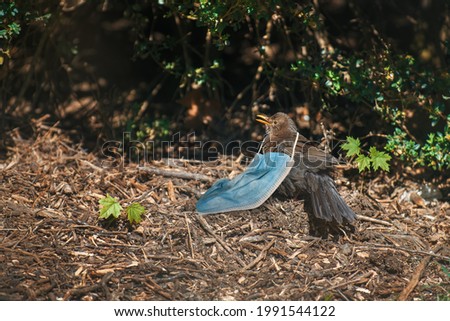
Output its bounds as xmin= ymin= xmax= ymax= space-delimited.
xmin=305 ymin=172 xmax=356 ymax=224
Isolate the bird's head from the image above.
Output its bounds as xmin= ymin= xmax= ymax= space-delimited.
xmin=256 ymin=112 xmax=298 ymax=141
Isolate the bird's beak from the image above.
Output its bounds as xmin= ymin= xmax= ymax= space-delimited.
xmin=256 ymin=114 xmax=271 ymax=126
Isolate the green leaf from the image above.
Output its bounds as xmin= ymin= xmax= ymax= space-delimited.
xmin=369 ymin=147 xmax=392 ymax=171
xmin=126 ymin=203 xmax=145 ymax=224
xmin=8 ymin=22 xmax=20 ymax=35
xmin=356 ymin=154 xmax=371 ymax=172
xmin=341 ymin=137 xmax=361 ymax=157
xmin=99 ymin=194 xmax=123 ymax=219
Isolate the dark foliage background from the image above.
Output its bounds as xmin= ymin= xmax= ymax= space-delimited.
xmin=1 ymin=0 xmax=449 ymax=171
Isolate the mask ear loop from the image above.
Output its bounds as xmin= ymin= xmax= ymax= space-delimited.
xmin=258 ymin=132 xmax=299 ymax=156
xmin=257 ymin=134 xmax=267 ymax=154
xmin=291 ymin=132 xmax=299 ymax=159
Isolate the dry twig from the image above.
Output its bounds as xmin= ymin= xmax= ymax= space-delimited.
xmin=144 ymin=279 xmax=173 ymax=300
xmin=197 ymin=215 xmax=246 ymax=267
xmin=139 ymin=166 xmax=213 ymax=182
xmin=398 ymin=245 xmax=443 ymax=301
xmin=241 ymin=238 xmax=276 ymax=272
xmin=63 ymin=272 xmax=114 ymax=300
xmin=356 ymin=214 xmax=392 ymax=226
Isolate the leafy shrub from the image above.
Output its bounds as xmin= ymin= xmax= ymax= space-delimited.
xmin=342 ymin=137 xmax=391 ymax=172
xmin=0 ymin=1 xmax=52 ymax=64
xmin=292 ymin=51 xmax=450 ymax=170
xmin=0 ymin=2 xmax=21 ymax=64
xmin=3 ymin=1 xmax=448 ymax=171
xmin=129 ymin=1 xmax=449 ymax=170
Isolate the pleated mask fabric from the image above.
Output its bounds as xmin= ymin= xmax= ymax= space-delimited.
xmin=196 ymin=133 xmax=299 ymax=215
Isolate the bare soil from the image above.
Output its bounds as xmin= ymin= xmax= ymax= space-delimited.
xmin=0 ymin=123 xmax=449 ymax=301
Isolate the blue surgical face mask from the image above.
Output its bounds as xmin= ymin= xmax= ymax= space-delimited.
xmin=196 ymin=133 xmax=299 ymax=215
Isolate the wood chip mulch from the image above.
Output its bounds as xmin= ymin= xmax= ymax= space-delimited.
xmin=0 ymin=124 xmax=449 ymax=301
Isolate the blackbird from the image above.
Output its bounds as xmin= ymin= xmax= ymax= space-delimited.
xmin=256 ymin=112 xmax=356 ymax=227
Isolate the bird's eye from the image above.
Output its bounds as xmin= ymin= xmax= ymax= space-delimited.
xmin=273 ymin=120 xmax=278 ymax=125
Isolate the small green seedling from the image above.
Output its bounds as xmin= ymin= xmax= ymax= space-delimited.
xmin=99 ymin=194 xmax=123 ymax=219
xmin=126 ymin=203 xmax=146 ymax=224
xmin=99 ymin=194 xmax=145 ymax=224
